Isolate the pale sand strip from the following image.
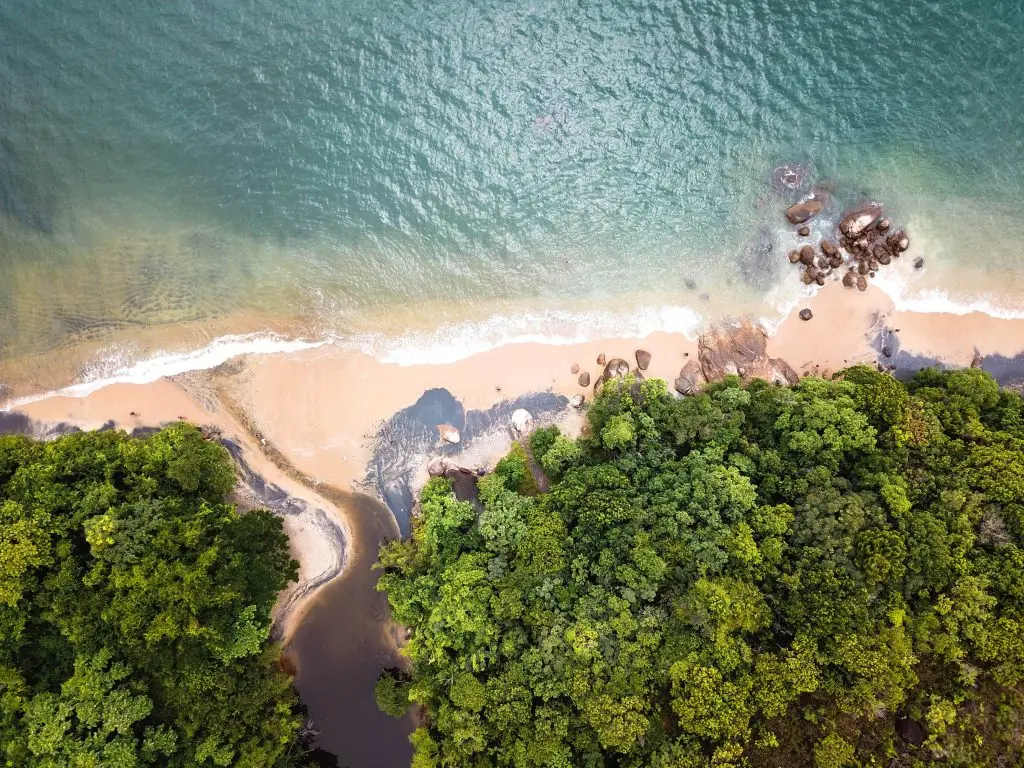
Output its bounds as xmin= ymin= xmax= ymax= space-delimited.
xmin=11 ymin=281 xmax=1024 ymax=639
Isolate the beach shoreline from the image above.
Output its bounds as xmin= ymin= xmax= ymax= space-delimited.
xmin=5 ymin=281 xmax=1024 ymax=639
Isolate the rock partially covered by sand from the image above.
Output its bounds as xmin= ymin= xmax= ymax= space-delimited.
xmin=603 ymin=358 xmax=631 ymax=380
xmin=635 ymin=349 xmax=652 ymax=370
xmin=675 ymin=359 xmax=706 ymax=396
xmin=437 ymin=424 xmax=461 ymax=444
xmin=786 ymin=198 xmax=824 ymax=224
xmin=698 ymin=320 xmax=800 ymax=386
xmin=510 ymin=408 xmax=533 ymax=436
xmin=839 ymin=204 xmax=883 ymax=237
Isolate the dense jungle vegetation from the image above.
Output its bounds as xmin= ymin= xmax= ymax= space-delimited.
xmin=378 ymin=367 xmax=1024 ymax=767
xmin=0 ymin=423 xmax=303 ymax=767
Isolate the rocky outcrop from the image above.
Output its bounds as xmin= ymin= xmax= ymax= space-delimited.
xmin=697 ymin=320 xmax=800 ymax=387
xmin=839 ymin=204 xmax=883 ymax=237
xmin=675 ymin=359 xmax=706 ymax=396
xmin=785 ymin=197 xmax=824 ymax=224
xmin=603 ymin=358 xmax=631 ymax=380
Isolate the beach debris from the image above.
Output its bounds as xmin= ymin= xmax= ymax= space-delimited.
xmin=799 ymin=308 xmax=813 ymax=321
xmin=785 ymin=197 xmax=824 ymax=224
xmin=437 ymin=424 xmax=461 ymax=444
xmin=596 ymin=353 xmax=606 ymax=366
xmin=798 ymin=225 xmax=810 ymax=237
xmin=603 ymin=358 xmax=631 ymax=380
xmin=570 ymin=394 xmax=585 ymax=408
xmin=510 ymin=409 xmax=533 ymax=436
xmin=635 ymin=349 xmax=652 ymax=370
xmin=570 ymin=363 xmax=580 ymax=374
xmin=971 ymin=349 xmax=984 ymax=369
xmin=914 ymin=257 xmax=925 ymax=269
xmin=675 ymin=359 xmax=707 ymax=396
xmin=427 ymin=456 xmax=451 ymax=477
xmin=578 ymin=371 xmax=591 ymax=387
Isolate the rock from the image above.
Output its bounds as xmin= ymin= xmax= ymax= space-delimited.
xmin=868 ymin=259 xmax=879 ymax=272
xmin=510 ymin=408 xmax=533 ymax=436
xmin=785 ymin=198 xmax=824 ymax=224
xmin=635 ymin=349 xmax=652 ymax=370
xmin=631 ymin=368 xmax=645 ymax=381
xmin=684 ymin=278 xmax=697 ymax=290
xmin=876 ymin=217 xmax=891 ymax=232
xmin=800 ymin=269 xmax=815 ymax=285
xmin=799 ymin=245 xmax=815 ymax=265
xmin=739 ymin=226 xmax=777 ymax=288
xmin=914 ymin=257 xmax=925 ymax=269
xmin=771 ymin=163 xmax=811 ymax=194
xmin=876 ymin=248 xmax=892 ymax=265
xmin=858 ymin=260 xmax=869 ymax=275
xmin=674 ymin=359 xmax=707 ymax=396
xmin=815 ymin=273 xmax=825 ymax=286
xmin=696 ymin=319 xmax=801 ymax=389
xmin=894 ymin=234 xmax=910 ymax=252
xmin=821 ymin=240 xmax=837 ymax=256
xmin=570 ymin=393 xmax=585 ymax=408
xmin=427 ymin=456 xmax=450 ymax=477
xmin=881 ymin=344 xmax=892 ymax=358
xmin=570 ymin=363 xmax=580 ymax=374
xmin=828 ymin=256 xmax=842 ymax=269
xmin=842 ymin=271 xmax=856 ymax=288
xmin=839 ymin=204 xmax=883 ymax=237
xmin=799 ymin=308 xmax=813 ymax=321
xmin=798 ymin=225 xmax=810 ymax=237
xmin=603 ymin=358 xmax=631 ymax=380
xmin=788 ymin=250 xmax=801 ymax=264
xmin=596 ymin=353 xmax=606 ymax=366
xmin=856 ymin=275 xmax=868 ymax=292
xmin=437 ymin=424 xmax=461 ymax=444
xmin=593 ymin=375 xmax=605 ymax=397
xmin=896 ymin=718 xmax=925 ymax=747
xmin=971 ymin=349 xmax=984 ymax=369
xmin=578 ymin=371 xmax=591 ymax=387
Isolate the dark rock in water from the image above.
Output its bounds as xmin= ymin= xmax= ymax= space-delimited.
xmin=786 ymin=198 xmax=824 ymax=224
xmin=828 ymin=256 xmax=842 ymax=269
xmin=894 ymin=234 xmax=910 ymax=252
xmin=596 ymin=353 xmax=606 ymax=366
xmin=857 ymin=275 xmax=868 ymax=292
xmin=798 ymin=225 xmax=810 ymax=237
xmin=839 ymin=204 xmax=883 ymax=237
xmin=799 ymin=308 xmax=813 ymax=321
xmin=738 ymin=226 xmax=777 ymax=288
xmin=635 ymin=349 xmax=652 ymax=370
xmin=800 ymin=245 xmax=815 ymax=265
xmin=877 ymin=217 xmax=891 ymax=232
xmin=577 ymin=371 xmax=591 ymax=387
xmin=868 ymin=259 xmax=879 ymax=272
xmin=821 ymin=240 xmax=837 ymax=257
xmin=858 ymin=260 xmax=869 ymax=275
xmin=675 ymin=359 xmax=706 ymax=395
xmin=842 ymin=271 xmax=857 ymax=288
xmin=876 ymin=248 xmax=892 ymax=265
xmin=972 ymin=349 xmax=984 ymax=369
xmin=914 ymin=257 xmax=925 ymax=269
xmin=603 ymin=358 xmax=631 ymax=380
xmin=896 ymin=718 xmax=925 ymax=747
xmin=684 ymin=278 xmax=697 ymax=290
xmin=788 ymin=250 xmax=801 ymax=264
xmin=570 ymin=363 xmax=579 ymax=375
xmin=814 ymin=273 xmax=825 ymax=286
xmin=800 ymin=269 xmax=815 ymax=285
xmin=770 ymin=163 xmax=812 ymax=195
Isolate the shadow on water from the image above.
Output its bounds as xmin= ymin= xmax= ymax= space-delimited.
xmin=286 ymin=491 xmax=414 ymax=768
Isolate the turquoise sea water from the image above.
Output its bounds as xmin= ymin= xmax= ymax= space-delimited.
xmin=1 ymin=0 xmax=1023 ymax=371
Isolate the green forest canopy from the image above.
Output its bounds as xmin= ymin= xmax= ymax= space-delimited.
xmin=0 ymin=423 xmax=303 ymax=767
xmin=378 ymin=367 xmax=1024 ymax=767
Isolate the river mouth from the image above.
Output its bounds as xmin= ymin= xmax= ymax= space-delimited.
xmin=286 ymin=490 xmax=414 ymax=768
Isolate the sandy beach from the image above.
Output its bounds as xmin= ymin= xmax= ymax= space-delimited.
xmin=6 ymin=280 xmax=1024 ymax=638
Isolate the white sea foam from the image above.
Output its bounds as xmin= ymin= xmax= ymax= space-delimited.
xmin=871 ymin=269 xmax=1024 ymax=320
xmin=3 ymin=334 xmax=328 ymax=410
xmin=343 ymin=305 xmax=705 ymax=366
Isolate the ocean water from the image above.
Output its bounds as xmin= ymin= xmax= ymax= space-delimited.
xmin=1 ymin=0 xmax=1024 ymax=380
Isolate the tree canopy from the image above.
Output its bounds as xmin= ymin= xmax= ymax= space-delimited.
xmin=0 ymin=423 xmax=303 ymax=767
xmin=378 ymin=367 xmax=1024 ymax=767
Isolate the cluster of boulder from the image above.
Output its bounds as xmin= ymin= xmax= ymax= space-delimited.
xmin=784 ymin=200 xmax=915 ymax=292
xmin=573 ymin=349 xmax=652 ymax=399
xmin=675 ymin=320 xmax=798 ymax=395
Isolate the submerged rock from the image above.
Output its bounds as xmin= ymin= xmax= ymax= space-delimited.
xmin=770 ymin=163 xmax=812 ymax=194
xmin=635 ymin=349 xmax=652 ymax=370
xmin=800 ymin=245 xmax=815 ymax=265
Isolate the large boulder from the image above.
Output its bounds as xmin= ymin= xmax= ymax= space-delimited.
xmin=674 ymin=359 xmax=707 ymax=396
xmin=510 ymin=409 xmax=533 ymax=436
xmin=603 ymin=358 xmax=631 ymax=380
xmin=839 ymin=204 xmax=883 ymax=237
xmin=785 ymin=197 xmax=824 ymax=224
xmin=697 ymin=319 xmax=799 ymax=386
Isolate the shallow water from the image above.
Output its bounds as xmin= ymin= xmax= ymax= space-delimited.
xmin=1 ymin=0 xmax=1024 ymax=374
